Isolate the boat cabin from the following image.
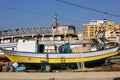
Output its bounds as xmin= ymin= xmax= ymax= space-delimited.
xmin=16 ymin=39 xmax=91 ymax=53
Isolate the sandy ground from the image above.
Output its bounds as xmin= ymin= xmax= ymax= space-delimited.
xmin=0 ymin=72 xmax=120 ymax=80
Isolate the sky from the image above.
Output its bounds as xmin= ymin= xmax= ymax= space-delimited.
xmin=0 ymin=0 xmax=120 ymax=32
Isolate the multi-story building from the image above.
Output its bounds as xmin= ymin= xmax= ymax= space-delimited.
xmin=107 ymin=28 xmax=120 ymax=44
xmin=115 ymin=24 xmax=120 ymax=30
xmin=82 ymin=19 xmax=120 ymax=44
xmin=82 ymin=20 xmax=115 ymax=40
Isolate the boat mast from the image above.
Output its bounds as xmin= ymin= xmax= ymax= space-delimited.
xmin=93 ymin=19 xmax=107 ymax=50
xmin=102 ymin=19 xmax=107 ymax=49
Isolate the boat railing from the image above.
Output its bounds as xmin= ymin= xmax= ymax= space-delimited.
xmin=0 ymin=26 xmax=52 ymax=38
xmin=0 ymin=43 xmax=17 ymax=48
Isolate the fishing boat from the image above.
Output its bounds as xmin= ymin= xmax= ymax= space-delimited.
xmin=0 ymin=38 xmax=119 ymax=69
xmin=0 ymin=19 xmax=119 ymax=69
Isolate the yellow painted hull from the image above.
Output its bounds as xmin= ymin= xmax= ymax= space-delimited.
xmin=4 ymin=51 xmax=118 ymax=64
xmin=0 ymin=46 xmax=118 ymax=69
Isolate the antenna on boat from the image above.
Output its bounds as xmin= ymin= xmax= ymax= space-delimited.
xmin=54 ymin=14 xmax=59 ymax=26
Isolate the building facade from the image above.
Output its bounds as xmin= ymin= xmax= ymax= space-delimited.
xmin=82 ymin=20 xmax=115 ymax=40
xmin=0 ymin=25 xmax=79 ymax=44
xmin=107 ymin=28 xmax=120 ymax=44
xmin=0 ymin=14 xmax=79 ymax=44
xmin=82 ymin=20 xmax=120 ymax=43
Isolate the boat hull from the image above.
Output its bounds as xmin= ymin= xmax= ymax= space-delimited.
xmin=18 ymin=57 xmax=108 ymax=69
xmin=3 ymin=47 xmax=119 ymax=68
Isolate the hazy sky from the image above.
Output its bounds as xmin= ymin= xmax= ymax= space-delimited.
xmin=0 ymin=0 xmax=120 ymax=31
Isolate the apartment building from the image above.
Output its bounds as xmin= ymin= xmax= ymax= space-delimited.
xmin=115 ymin=24 xmax=120 ymax=29
xmin=82 ymin=20 xmax=115 ymax=40
xmin=107 ymin=27 xmax=120 ymax=44
xmin=82 ymin=20 xmax=120 ymax=43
